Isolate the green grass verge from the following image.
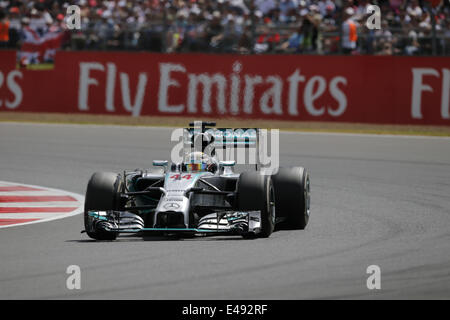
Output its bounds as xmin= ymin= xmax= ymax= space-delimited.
xmin=16 ymin=63 xmax=54 ymax=70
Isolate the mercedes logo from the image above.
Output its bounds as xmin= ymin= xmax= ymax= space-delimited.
xmin=163 ymin=202 xmax=181 ymax=210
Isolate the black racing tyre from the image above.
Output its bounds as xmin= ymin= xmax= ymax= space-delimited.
xmin=236 ymin=172 xmax=275 ymax=238
xmin=272 ymin=167 xmax=310 ymax=230
xmin=84 ymin=172 xmax=122 ymax=240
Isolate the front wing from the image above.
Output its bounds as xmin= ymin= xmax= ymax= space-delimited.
xmin=87 ymin=210 xmax=262 ymax=236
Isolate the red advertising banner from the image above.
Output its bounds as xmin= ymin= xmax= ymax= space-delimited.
xmin=0 ymin=50 xmax=449 ymax=125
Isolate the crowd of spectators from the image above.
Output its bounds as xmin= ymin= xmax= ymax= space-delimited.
xmin=0 ymin=0 xmax=449 ymax=56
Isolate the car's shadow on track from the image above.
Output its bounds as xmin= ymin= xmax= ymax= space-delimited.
xmin=66 ymin=235 xmax=252 ymax=243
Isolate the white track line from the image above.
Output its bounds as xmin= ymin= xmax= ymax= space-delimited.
xmin=0 ymin=191 xmax=77 ymax=196
xmin=0 ymin=202 xmax=79 ymax=207
xmin=0 ymin=181 xmax=84 ymax=229
xmin=0 ymin=213 xmax=76 ymax=219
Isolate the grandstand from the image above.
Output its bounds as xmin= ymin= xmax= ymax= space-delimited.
xmin=0 ymin=0 xmax=449 ymax=64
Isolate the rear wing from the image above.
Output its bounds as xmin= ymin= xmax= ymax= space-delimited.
xmin=183 ymin=123 xmax=261 ymax=171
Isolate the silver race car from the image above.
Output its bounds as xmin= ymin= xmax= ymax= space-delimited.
xmin=83 ymin=121 xmax=310 ymax=240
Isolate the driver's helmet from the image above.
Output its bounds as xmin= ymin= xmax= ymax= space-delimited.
xmin=183 ymin=151 xmax=218 ymax=173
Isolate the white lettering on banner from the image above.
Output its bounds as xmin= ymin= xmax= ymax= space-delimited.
xmin=78 ymin=60 xmax=348 ymax=117
xmin=243 ymin=75 xmax=263 ymax=114
xmin=158 ymin=63 xmax=186 ymax=113
xmin=187 ymin=73 xmax=227 ymax=114
xmin=287 ymin=69 xmax=305 ymax=116
xmin=230 ymin=62 xmax=242 ymax=115
xmin=78 ymin=62 xmax=104 ymax=111
xmin=0 ymin=70 xmax=23 ymax=109
xmin=6 ymin=71 xmax=23 ymax=109
xmin=288 ymin=70 xmax=347 ymax=117
xmin=329 ymin=76 xmax=347 ymax=117
xmin=156 ymin=62 xmax=347 ymax=117
xmin=106 ymin=63 xmax=116 ymax=112
xmin=78 ymin=62 xmax=147 ymax=116
xmin=260 ymin=76 xmax=283 ymax=115
xmin=120 ymin=72 xmax=147 ymax=117
xmin=411 ymin=68 xmax=450 ymax=119
xmin=304 ymin=76 xmax=326 ymax=116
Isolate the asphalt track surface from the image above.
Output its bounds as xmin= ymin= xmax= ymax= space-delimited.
xmin=0 ymin=122 xmax=449 ymax=299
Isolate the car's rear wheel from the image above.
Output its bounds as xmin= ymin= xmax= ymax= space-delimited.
xmin=272 ymin=167 xmax=310 ymax=230
xmin=236 ymin=172 xmax=275 ymax=238
xmin=84 ymin=172 xmax=122 ymax=240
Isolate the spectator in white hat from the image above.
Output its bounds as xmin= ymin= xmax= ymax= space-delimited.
xmin=341 ymin=6 xmax=358 ymax=54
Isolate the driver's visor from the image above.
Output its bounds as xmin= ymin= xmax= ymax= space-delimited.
xmin=184 ymin=163 xmax=207 ymax=172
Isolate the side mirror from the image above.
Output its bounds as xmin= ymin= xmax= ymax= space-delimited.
xmin=219 ymin=161 xmax=235 ymax=175
xmin=219 ymin=161 xmax=236 ymax=167
xmin=153 ymin=160 xmax=168 ymax=167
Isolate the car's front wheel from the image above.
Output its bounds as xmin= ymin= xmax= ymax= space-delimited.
xmin=236 ymin=172 xmax=275 ymax=238
xmin=84 ymin=172 xmax=122 ymax=240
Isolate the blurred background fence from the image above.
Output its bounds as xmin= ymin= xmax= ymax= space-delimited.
xmin=68 ymin=24 xmax=450 ymax=55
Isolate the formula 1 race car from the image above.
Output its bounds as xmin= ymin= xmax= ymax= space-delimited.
xmin=83 ymin=121 xmax=310 ymax=240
